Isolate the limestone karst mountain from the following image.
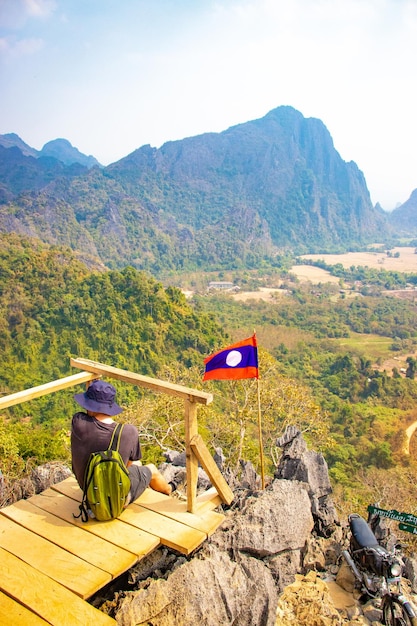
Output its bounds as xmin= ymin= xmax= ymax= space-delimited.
xmin=389 ymin=188 xmax=417 ymax=235
xmin=0 ymin=107 xmax=391 ymax=271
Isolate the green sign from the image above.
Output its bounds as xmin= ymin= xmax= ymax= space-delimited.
xmin=399 ymin=523 xmax=417 ymax=536
xmin=368 ymin=505 xmax=417 ymax=528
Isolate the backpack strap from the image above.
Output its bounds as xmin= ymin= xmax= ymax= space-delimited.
xmin=74 ymin=498 xmax=89 ymax=523
xmin=108 ymin=423 xmax=124 ymax=452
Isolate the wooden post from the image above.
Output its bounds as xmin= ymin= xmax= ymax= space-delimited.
xmin=185 ymin=398 xmax=199 ymax=513
xmin=190 ymin=434 xmax=234 ymax=504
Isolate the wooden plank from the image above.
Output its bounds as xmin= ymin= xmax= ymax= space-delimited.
xmin=0 ymin=515 xmax=110 ymax=598
xmin=0 ymin=591 xmax=50 ymax=625
xmin=0 ymin=497 xmax=137 ymax=578
xmin=120 ymin=503 xmax=207 ymax=555
xmin=0 ymin=372 xmax=99 ymax=410
xmin=42 ymin=482 xmax=160 ymax=558
xmin=51 ymin=476 xmax=207 ymax=554
xmin=185 ymin=398 xmax=199 ymax=513
xmin=190 ymin=434 xmax=234 ymax=505
xmin=195 ymin=487 xmax=223 ymax=513
xmin=52 ymin=475 xmax=222 ymax=515
xmin=70 ymin=357 xmax=213 ymax=405
xmin=0 ymin=547 xmax=116 ymax=626
xmin=136 ymin=488 xmax=225 ymax=536
xmin=52 ymin=475 xmax=223 ymax=539
xmin=50 ymin=475 xmax=83 ymax=499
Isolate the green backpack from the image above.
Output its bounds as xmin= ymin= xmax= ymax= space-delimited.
xmin=76 ymin=423 xmax=131 ymax=522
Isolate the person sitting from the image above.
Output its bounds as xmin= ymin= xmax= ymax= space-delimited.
xmin=71 ymin=379 xmax=172 ymax=506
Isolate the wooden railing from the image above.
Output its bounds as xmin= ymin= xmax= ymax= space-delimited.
xmin=0 ymin=358 xmax=234 ymax=513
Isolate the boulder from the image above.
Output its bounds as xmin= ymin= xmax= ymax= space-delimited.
xmin=1 ymin=462 xmax=72 ymax=507
xmin=227 ymin=480 xmax=314 ymax=557
xmin=115 ymin=544 xmax=278 ymax=626
xmin=275 ymin=426 xmax=339 ymax=536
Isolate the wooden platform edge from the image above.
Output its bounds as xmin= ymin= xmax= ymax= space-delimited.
xmin=0 ymin=546 xmax=116 ymax=625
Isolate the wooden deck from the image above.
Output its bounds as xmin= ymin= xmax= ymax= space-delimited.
xmin=0 ymin=475 xmax=225 ymax=625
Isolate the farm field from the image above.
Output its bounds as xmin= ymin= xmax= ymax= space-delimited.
xmin=300 ymin=246 xmax=417 ymax=272
xmin=335 ymin=333 xmax=394 ymax=360
xmin=289 ymin=265 xmax=340 ymax=284
xmin=232 ymin=287 xmax=288 ymax=302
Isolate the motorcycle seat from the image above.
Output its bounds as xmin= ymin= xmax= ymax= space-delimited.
xmin=349 ymin=513 xmax=380 ymax=549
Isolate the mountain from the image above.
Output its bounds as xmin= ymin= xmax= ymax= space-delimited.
xmin=0 ymin=133 xmax=38 ymax=157
xmin=0 ymin=133 xmax=101 ymax=168
xmin=39 ymin=138 xmax=101 ymax=168
xmin=0 ymin=107 xmax=392 ymax=271
xmin=388 ymin=188 xmax=417 ymax=234
xmin=0 ymin=144 xmax=88 ymax=204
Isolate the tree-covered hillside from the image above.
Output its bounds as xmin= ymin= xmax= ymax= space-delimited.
xmin=0 ymin=233 xmax=226 ymax=411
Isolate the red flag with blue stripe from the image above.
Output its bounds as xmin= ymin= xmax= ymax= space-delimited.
xmin=203 ymin=335 xmax=258 ymax=381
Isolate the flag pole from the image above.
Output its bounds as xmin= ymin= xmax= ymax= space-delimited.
xmin=256 ymin=376 xmax=265 ymax=489
xmin=254 ymin=331 xmax=265 ymax=489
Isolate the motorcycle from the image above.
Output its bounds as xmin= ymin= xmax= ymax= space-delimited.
xmin=342 ymin=513 xmax=417 ymax=626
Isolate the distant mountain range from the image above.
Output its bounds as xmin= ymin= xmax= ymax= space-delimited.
xmin=0 ymin=133 xmax=100 ymax=168
xmin=0 ymin=107 xmax=416 ymax=272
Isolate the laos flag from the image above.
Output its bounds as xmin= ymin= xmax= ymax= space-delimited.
xmin=203 ymin=335 xmax=258 ymax=381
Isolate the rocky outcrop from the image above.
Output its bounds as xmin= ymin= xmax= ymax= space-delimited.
xmin=275 ymin=426 xmax=339 ymax=537
xmin=112 ymin=478 xmax=314 ymax=626
xmin=105 ymin=427 xmax=342 ymax=625
xmin=0 ymin=462 xmax=71 ymax=507
xmin=100 ymin=427 xmax=417 ymax=626
xmin=276 ymin=571 xmax=343 ymax=626
xmin=7 ymin=431 xmax=414 ymax=626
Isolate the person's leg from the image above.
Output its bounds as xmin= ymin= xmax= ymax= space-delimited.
xmin=146 ymin=463 xmax=172 ymax=495
xmin=126 ymin=464 xmax=152 ymax=505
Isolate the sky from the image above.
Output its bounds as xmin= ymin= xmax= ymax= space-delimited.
xmin=1 ymin=0 xmax=416 ymax=211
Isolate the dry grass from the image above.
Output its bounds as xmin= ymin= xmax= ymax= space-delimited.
xmin=300 ymin=246 xmax=417 ymax=272
xmin=232 ymin=287 xmax=289 ymax=302
xmin=289 ymin=265 xmax=340 ymax=283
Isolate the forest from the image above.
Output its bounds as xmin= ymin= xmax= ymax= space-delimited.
xmin=1 ymin=232 xmax=417 ymax=530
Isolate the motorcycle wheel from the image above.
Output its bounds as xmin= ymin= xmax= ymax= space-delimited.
xmin=382 ymin=595 xmax=417 ymax=626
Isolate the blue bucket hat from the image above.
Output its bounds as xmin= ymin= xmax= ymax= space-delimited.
xmin=74 ymin=380 xmax=123 ymax=416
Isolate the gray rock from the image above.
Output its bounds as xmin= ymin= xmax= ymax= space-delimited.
xmin=268 ymin=549 xmax=302 ymax=593
xmin=230 ymin=480 xmax=314 ymax=557
xmin=404 ymin=556 xmax=417 ymax=593
xmin=115 ymin=545 xmax=278 ymax=626
xmin=275 ymin=426 xmax=339 ymax=536
xmin=163 ymin=450 xmax=187 ymax=466
xmin=31 ymin=462 xmax=72 ymax=492
xmin=1 ymin=462 xmax=71 ymax=507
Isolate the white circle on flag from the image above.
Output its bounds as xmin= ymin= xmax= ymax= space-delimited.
xmin=226 ymin=350 xmax=242 ymax=367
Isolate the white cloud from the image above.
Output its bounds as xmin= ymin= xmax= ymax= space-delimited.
xmin=0 ymin=0 xmax=56 ymax=28
xmin=0 ymin=36 xmax=44 ymax=59
xmin=23 ymin=0 xmax=56 ymax=18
